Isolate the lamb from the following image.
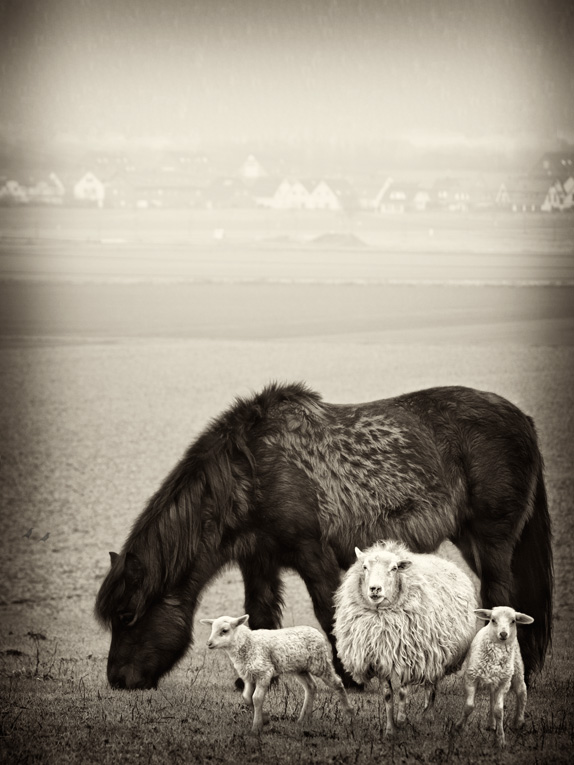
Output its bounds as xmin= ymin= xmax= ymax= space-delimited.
xmin=333 ymin=540 xmax=478 ymax=736
xmin=200 ymin=614 xmax=353 ymax=734
xmin=456 ymin=606 xmax=534 ymax=748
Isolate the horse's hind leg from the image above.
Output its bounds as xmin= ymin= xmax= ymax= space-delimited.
xmin=454 ymin=525 xmax=514 ymax=608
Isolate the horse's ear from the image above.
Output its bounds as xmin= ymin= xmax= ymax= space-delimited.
xmin=474 ymin=608 xmax=493 ymax=621
xmin=109 ymin=551 xmax=119 ymax=566
xmin=354 ymin=547 xmax=365 ymax=561
xmin=515 ymin=612 xmax=534 ymax=625
xmin=124 ymin=551 xmax=144 ymax=586
xmin=200 ymin=619 xmax=214 ymax=626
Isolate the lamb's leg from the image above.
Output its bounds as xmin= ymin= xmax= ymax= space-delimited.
xmin=511 ymin=671 xmax=528 ymax=730
xmin=382 ymin=679 xmax=397 ymax=737
xmin=423 ymin=683 xmax=436 ymax=722
xmin=456 ymin=680 xmax=476 ymax=731
xmin=492 ymin=687 xmax=506 ymax=749
xmin=251 ymin=676 xmax=272 ymax=735
xmin=242 ymin=679 xmax=269 ymax=725
xmin=319 ymin=666 xmax=354 ymax=717
xmin=396 ymin=686 xmax=408 ymax=727
xmin=242 ymin=680 xmax=255 ymax=708
xmin=488 ymin=687 xmax=497 ymax=730
xmin=294 ymin=672 xmax=317 ymax=722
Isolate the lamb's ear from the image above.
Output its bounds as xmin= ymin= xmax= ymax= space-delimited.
xmin=515 ymin=612 xmax=534 ymax=625
xmin=200 ymin=619 xmax=214 ymax=626
xmin=397 ymin=559 xmax=412 ymax=571
xmin=354 ymin=547 xmax=365 ymax=561
xmin=235 ymin=614 xmax=249 ymax=627
xmin=474 ymin=609 xmax=493 ymax=621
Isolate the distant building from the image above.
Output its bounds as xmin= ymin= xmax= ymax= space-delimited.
xmin=374 ymin=179 xmax=430 ymax=214
xmin=499 ymin=177 xmax=564 ymax=212
xmin=250 ymin=177 xmax=356 ymax=211
xmin=74 ymin=172 xmax=106 ymax=206
xmin=562 ymin=176 xmax=574 ymax=210
xmin=431 ymin=177 xmax=470 ymax=212
xmin=0 ymin=178 xmax=28 ymax=204
xmin=237 ymin=154 xmax=268 ymax=181
xmin=0 ymin=173 xmax=65 ymax=205
xmin=27 ymin=173 xmax=65 ymax=205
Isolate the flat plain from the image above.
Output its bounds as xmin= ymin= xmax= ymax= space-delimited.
xmin=1 ymin=208 xmax=573 ymax=763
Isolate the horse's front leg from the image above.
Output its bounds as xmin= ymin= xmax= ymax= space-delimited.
xmin=238 ymin=556 xmax=284 ymax=630
xmin=293 ymin=541 xmax=356 ymax=686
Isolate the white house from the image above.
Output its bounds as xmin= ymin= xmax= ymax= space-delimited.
xmin=0 ymin=179 xmax=28 ymax=204
xmin=238 ymin=154 xmax=268 ymax=181
xmin=562 ymin=176 xmax=574 ymax=210
xmin=270 ymin=178 xmax=313 ymax=210
xmin=74 ymin=172 xmax=106 ymax=206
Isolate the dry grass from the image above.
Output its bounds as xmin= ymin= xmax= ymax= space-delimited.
xmin=1 ymin=313 xmax=573 ymax=762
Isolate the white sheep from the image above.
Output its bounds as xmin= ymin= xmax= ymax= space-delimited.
xmin=456 ymin=606 xmax=534 ymax=748
xmin=333 ymin=540 xmax=477 ymax=736
xmin=200 ymin=614 xmax=353 ymax=734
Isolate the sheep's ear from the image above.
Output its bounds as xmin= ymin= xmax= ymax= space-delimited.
xmin=397 ymin=559 xmax=412 ymax=571
xmin=474 ymin=609 xmax=493 ymax=621
xmin=235 ymin=614 xmax=249 ymax=627
xmin=354 ymin=547 xmax=365 ymax=561
xmin=200 ymin=619 xmax=214 ymax=626
xmin=515 ymin=612 xmax=534 ymax=625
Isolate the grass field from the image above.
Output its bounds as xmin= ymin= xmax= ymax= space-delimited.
xmin=1 ymin=328 xmax=573 ymax=763
xmin=0 ymin=207 xmax=573 ymax=762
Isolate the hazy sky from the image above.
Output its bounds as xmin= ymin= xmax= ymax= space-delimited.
xmin=0 ymin=0 xmax=573 ymax=150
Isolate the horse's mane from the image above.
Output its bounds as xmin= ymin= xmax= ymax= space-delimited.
xmin=95 ymin=382 xmax=323 ymax=625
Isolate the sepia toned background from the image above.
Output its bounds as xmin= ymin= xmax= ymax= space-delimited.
xmin=1 ymin=1 xmax=573 ymax=762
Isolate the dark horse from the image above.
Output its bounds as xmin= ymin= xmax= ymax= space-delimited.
xmin=95 ymin=383 xmax=552 ymax=690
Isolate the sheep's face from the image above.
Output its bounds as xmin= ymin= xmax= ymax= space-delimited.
xmin=201 ymin=614 xmax=249 ymax=649
xmin=475 ymin=606 xmax=534 ymax=643
xmin=355 ymin=546 xmax=412 ymax=609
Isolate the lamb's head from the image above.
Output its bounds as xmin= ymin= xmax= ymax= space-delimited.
xmin=475 ymin=606 xmax=534 ymax=644
xmin=354 ymin=543 xmax=412 ymax=609
xmin=200 ymin=614 xmax=249 ymax=650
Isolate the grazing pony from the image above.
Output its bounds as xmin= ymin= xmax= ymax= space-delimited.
xmin=95 ymin=382 xmax=552 ymax=690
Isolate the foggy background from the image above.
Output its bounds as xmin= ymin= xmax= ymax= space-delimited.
xmin=1 ymin=0 xmax=573 ymax=168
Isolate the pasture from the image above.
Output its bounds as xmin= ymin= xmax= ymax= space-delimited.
xmin=1 ymin=210 xmax=573 ymax=762
xmin=1 ymin=331 xmax=573 ymax=763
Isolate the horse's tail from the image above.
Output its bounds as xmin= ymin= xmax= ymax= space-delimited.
xmin=512 ymin=459 xmax=553 ymax=681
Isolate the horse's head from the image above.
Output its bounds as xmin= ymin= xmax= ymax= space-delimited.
xmin=95 ymin=551 xmax=192 ymax=690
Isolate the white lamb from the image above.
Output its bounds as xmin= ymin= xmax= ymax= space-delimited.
xmin=200 ymin=614 xmax=353 ymax=734
xmin=334 ymin=540 xmax=477 ymax=736
xmin=456 ymin=606 xmax=534 ymax=748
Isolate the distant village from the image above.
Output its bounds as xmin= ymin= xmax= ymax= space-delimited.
xmin=1 ymin=150 xmax=573 ymax=214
